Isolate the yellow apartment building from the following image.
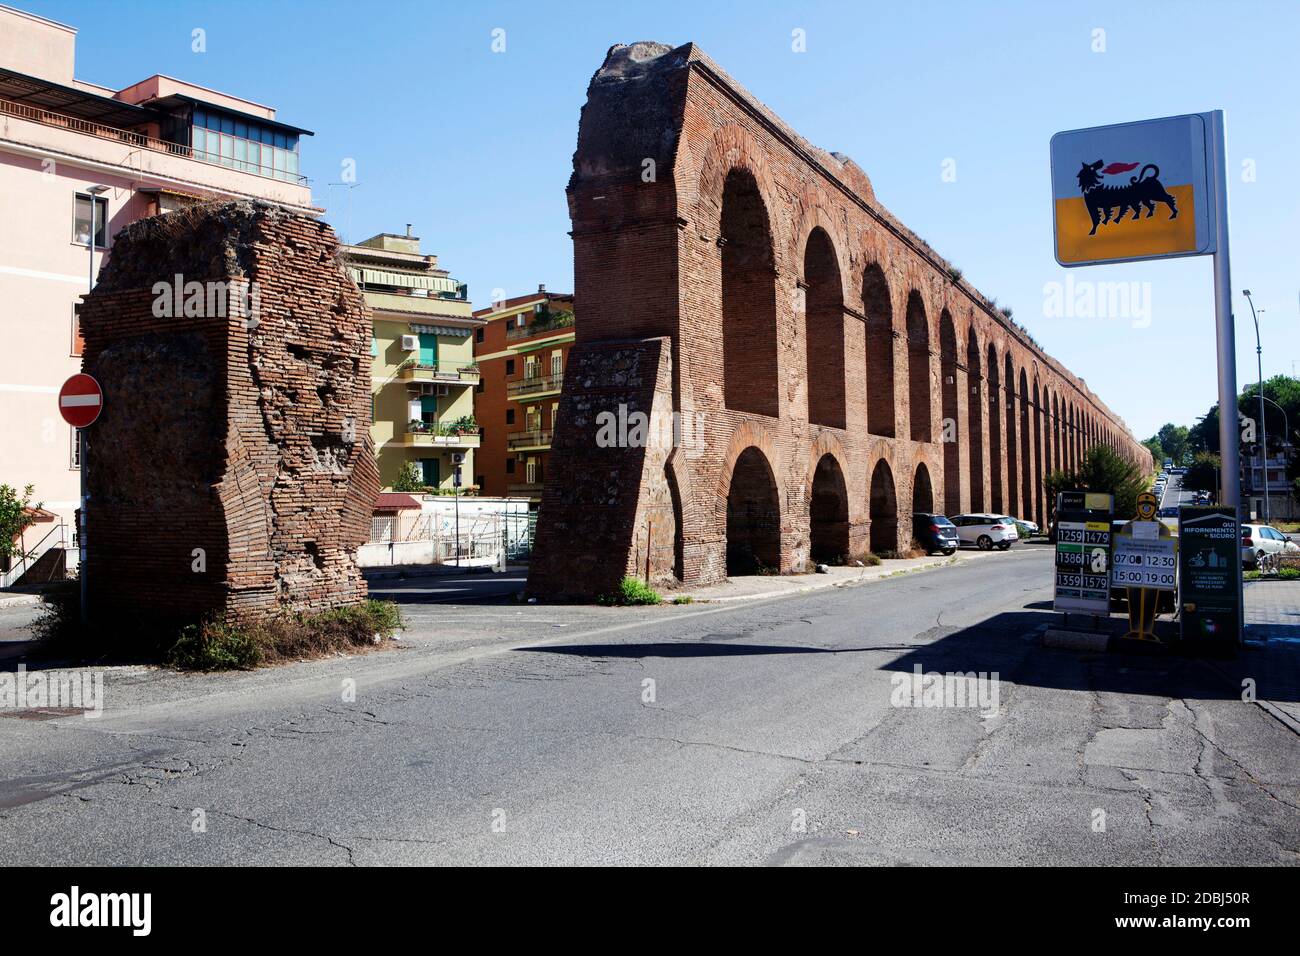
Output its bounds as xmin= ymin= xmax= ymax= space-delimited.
xmin=342 ymin=230 xmax=485 ymax=493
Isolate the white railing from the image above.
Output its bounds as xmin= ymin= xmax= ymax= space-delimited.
xmin=1 ymin=521 xmax=67 ymax=589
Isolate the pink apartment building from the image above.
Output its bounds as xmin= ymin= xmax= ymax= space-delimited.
xmin=0 ymin=4 xmax=317 ymax=585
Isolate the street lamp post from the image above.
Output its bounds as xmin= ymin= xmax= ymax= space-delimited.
xmin=1243 ymin=290 xmax=1267 ymax=523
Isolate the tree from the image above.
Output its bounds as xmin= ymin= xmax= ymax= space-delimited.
xmin=0 ymin=483 xmax=41 ymax=563
xmin=1183 ymin=452 xmax=1220 ymax=495
xmin=1046 ymin=444 xmax=1147 ymax=521
xmin=1142 ymin=436 xmax=1166 ymax=465
xmin=392 ymin=462 xmax=427 ymax=493
xmin=1155 ymin=423 xmax=1191 ymax=464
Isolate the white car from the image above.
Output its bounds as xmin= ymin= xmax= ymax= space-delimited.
xmin=1241 ymin=524 xmax=1299 ymax=569
xmin=950 ymin=514 xmax=1019 ymax=551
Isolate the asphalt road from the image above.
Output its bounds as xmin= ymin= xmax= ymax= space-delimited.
xmin=0 ymin=549 xmax=1296 ymax=865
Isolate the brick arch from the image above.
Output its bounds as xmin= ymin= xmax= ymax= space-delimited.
xmin=906 ymin=290 xmax=932 ymax=442
xmin=716 ymin=424 xmax=783 ymax=575
xmin=688 ymin=122 xmax=782 ymax=232
xmin=801 ymin=222 xmax=848 ymax=429
xmin=939 ymin=308 xmax=961 ymax=510
xmin=804 ymin=431 xmax=853 ymax=506
xmin=986 ymin=339 xmax=1003 ymax=513
xmin=714 ymin=421 xmax=783 ymax=529
xmin=862 ymin=259 xmax=896 ymax=438
xmin=788 ymin=198 xmax=853 ymax=304
xmin=965 ymin=324 xmax=985 ymax=512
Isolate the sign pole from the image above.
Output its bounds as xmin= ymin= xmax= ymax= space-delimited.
xmin=78 ymin=430 xmax=87 ymax=625
xmin=1209 ymin=110 xmax=1240 ymax=517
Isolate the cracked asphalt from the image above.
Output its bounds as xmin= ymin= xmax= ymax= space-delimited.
xmin=0 ymin=548 xmax=1297 ymax=865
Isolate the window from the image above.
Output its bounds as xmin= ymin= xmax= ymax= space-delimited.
xmin=515 ymin=315 xmax=525 ymax=328
xmin=551 ymin=402 xmax=559 ymax=428
xmin=551 ymin=351 xmax=562 ymax=378
xmin=505 ymin=359 xmax=515 ymax=375
xmin=475 ymin=328 xmax=484 ymax=344
xmin=73 ymin=194 xmax=108 ymax=247
xmin=525 ymin=357 xmax=538 ymax=380
xmin=506 ymin=458 xmax=515 ymax=475
xmin=506 ymin=408 xmax=515 ymax=425
xmin=70 ymin=428 xmax=81 ymax=469
xmin=475 ymin=380 xmax=484 ymax=394
xmin=526 ymin=458 xmax=537 ymax=484
xmin=70 ymin=306 xmax=83 ymax=356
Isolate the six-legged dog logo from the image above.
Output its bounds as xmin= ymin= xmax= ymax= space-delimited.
xmin=1076 ymin=160 xmax=1179 ymax=235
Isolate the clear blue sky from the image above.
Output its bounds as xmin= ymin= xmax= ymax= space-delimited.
xmin=26 ymin=0 xmax=1300 ymax=440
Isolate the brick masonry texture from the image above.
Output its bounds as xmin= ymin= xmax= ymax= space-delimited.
xmin=77 ymin=201 xmax=379 ymax=623
xmin=531 ymin=41 xmax=1152 ymax=600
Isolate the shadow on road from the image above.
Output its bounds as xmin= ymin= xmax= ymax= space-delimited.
xmin=880 ymin=608 xmax=1300 ymax=704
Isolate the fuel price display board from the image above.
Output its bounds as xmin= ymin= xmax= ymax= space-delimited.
xmin=1054 ymin=491 xmax=1114 ymax=614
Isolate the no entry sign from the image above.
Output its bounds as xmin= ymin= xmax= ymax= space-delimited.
xmin=58 ymin=373 xmax=103 ymax=428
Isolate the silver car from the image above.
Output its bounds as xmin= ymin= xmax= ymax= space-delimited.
xmin=1241 ymin=524 xmax=1299 ymax=569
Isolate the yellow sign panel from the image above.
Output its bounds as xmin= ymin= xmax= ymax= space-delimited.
xmin=1056 ymin=185 xmax=1197 ymax=264
xmin=1050 ymin=113 xmax=1216 ymax=267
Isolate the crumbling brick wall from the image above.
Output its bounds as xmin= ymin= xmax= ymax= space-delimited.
xmin=77 ymin=200 xmax=379 ymax=623
xmin=530 ymin=42 xmax=1151 ymax=600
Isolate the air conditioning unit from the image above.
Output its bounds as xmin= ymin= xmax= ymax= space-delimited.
xmin=400 ymin=334 xmax=419 ymax=351
xmin=452 ymin=452 xmax=465 ymax=464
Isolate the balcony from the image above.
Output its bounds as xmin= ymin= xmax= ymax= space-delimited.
xmin=399 ymin=361 xmax=480 ymax=386
xmin=0 ymin=97 xmax=312 ymax=208
xmin=507 ymin=429 xmax=552 ymax=451
xmin=402 ymin=423 xmax=481 ymax=449
xmin=506 ymin=316 xmax=575 ymax=342
xmin=507 ymin=372 xmax=563 ymax=399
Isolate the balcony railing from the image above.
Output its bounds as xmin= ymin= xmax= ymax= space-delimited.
xmin=507 ymin=372 xmax=563 ymax=398
xmin=507 ymin=482 xmax=545 ymax=496
xmin=0 ymin=97 xmax=308 ymax=184
xmin=506 ymin=317 xmax=575 ymax=342
xmin=507 ymin=429 xmax=552 ymax=450
xmin=403 ymin=422 xmax=481 ymax=449
xmin=399 ymin=361 xmax=480 ymax=385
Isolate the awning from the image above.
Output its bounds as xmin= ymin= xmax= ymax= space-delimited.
xmin=352 ymin=267 xmax=462 ymax=295
xmin=0 ymin=67 xmax=155 ymax=128
xmin=374 ymin=493 xmax=421 ymax=512
xmin=410 ymin=323 xmax=472 ymax=338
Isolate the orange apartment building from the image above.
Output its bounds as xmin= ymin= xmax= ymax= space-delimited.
xmin=472 ymin=286 xmax=575 ymax=501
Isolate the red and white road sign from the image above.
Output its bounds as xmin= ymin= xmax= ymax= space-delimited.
xmin=58 ymin=373 xmax=103 ymax=428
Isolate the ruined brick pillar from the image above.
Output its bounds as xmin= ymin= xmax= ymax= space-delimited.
xmin=77 ymin=201 xmax=379 ymax=624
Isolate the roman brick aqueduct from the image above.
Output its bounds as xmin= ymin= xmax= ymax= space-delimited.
xmin=528 ymin=42 xmax=1150 ymax=600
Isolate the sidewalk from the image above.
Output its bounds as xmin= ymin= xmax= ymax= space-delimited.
xmin=1243 ymin=577 xmax=1300 ymax=728
xmin=667 ymin=543 xmax=1046 ymax=603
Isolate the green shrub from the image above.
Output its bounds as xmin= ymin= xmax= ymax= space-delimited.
xmin=601 ymin=576 xmax=662 ymax=606
xmin=166 ymin=619 xmax=261 ymax=671
xmin=31 ymin=591 xmax=403 ymax=671
xmin=1278 ymin=567 xmax=1300 ymax=581
xmin=671 ymin=595 xmax=694 ymax=605
xmin=1244 ymin=570 xmax=1262 ymax=580
xmin=862 ymin=553 xmax=882 ymax=566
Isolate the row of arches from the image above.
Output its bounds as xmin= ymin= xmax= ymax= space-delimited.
xmin=722 ymin=445 xmax=936 ymax=574
xmin=716 ymin=166 xmax=1140 ymax=516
